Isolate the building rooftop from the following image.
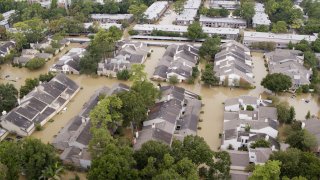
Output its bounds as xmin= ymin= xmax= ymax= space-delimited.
xmin=144 ymin=1 xmax=168 ymax=20
xmin=244 ymin=31 xmax=318 ymax=43
xmin=184 ymin=0 xmax=201 ymax=9
xmin=91 ymin=14 xmax=133 ymax=20
xmin=176 ymin=9 xmax=198 ymax=21
xmin=133 ymin=24 xmax=240 ymax=35
xmin=200 ymin=16 xmax=246 ymax=24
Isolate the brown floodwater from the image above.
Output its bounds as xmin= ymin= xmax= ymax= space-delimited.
xmin=0 ymin=47 xmax=319 ymax=157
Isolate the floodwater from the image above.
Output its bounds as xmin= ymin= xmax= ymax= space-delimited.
xmin=0 ymin=43 xmax=85 ymax=88
xmin=0 ymin=47 xmax=319 ymax=153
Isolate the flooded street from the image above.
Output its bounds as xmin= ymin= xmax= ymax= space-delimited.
xmin=0 ymin=45 xmax=319 ymax=159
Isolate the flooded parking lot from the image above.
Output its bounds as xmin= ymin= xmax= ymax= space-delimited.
xmin=0 ymin=46 xmax=319 ymax=151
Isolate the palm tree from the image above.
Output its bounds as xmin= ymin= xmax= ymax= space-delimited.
xmin=39 ymin=162 xmax=64 ymax=180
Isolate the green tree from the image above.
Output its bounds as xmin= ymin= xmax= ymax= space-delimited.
xmin=90 ymin=95 xmax=123 ymax=130
xmin=199 ymin=36 xmax=221 ymax=60
xmin=304 ymin=51 xmax=318 ymax=68
xmin=134 ymin=141 xmax=171 ymax=170
xmin=20 ymin=78 xmax=39 ymax=97
xmin=131 ymin=80 xmax=160 ymax=107
xmin=276 ymin=103 xmax=294 ymax=124
xmin=129 ymin=64 xmax=147 ymax=82
xmin=272 ymin=21 xmax=288 ymax=33
xmin=240 ymin=0 xmax=255 ymax=25
xmin=285 ymin=129 xmax=318 ymax=151
xmin=21 ymin=138 xmax=59 ymax=180
xmin=306 ymin=110 xmax=311 ymax=119
xmin=270 ymin=148 xmax=320 ymax=179
xmin=0 ymin=83 xmax=18 ymax=113
xmin=187 ymin=22 xmax=205 ymax=40
xmin=117 ymin=91 xmax=147 ymax=127
xmin=249 ymin=160 xmax=281 ymax=180
xmin=174 ymin=0 xmax=184 ymax=15
xmin=0 ymin=163 xmax=7 ymax=180
xmin=128 ymin=4 xmax=147 ymax=23
xmin=0 ymin=141 xmax=21 ymax=180
xmin=169 ymin=75 xmax=179 ymax=85
xmin=39 ymin=162 xmax=64 ymax=180
xmin=0 ymin=14 xmax=3 ymax=21
xmin=250 ymin=138 xmax=271 ymax=148
xmin=312 ymin=38 xmax=320 ymax=52
xmin=14 ymin=18 xmax=46 ymax=43
xmin=25 ymin=58 xmax=46 ymax=70
xmin=9 ymin=32 xmax=27 ymax=50
xmin=116 ymin=69 xmax=131 ymax=80
xmin=201 ymin=64 xmax=219 ymax=86
xmin=88 ymin=143 xmax=138 ymax=180
xmin=261 ymin=73 xmax=292 ymax=94
xmin=256 ymin=25 xmax=269 ymax=32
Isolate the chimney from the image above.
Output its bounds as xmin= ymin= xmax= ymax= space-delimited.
xmin=152 ymin=123 xmax=155 ymax=129
xmin=135 ymin=131 xmax=139 ymax=138
xmin=271 ymin=145 xmax=276 ymax=151
xmin=81 ymin=117 xmax=85 ymax=124
xmin=2 ymin=111 xmax=7 ymax=116
xmin=265 ymin=135 xmax=269 ymax=141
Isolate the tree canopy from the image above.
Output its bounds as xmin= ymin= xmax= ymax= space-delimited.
xmin=201 ymin=64 xmax=219 ymax=86
xmin=25 ymin=58 xmax=46 ymax=70
xmin=199 ymin=36 xmax=221 ymax=60
xmin=270 ymin=148 xmax=320 ymax=179
xmin=249 ymin=160 xmax=281 ymax=180
xmin=261 ymin=73 xmax=292 ymax=93
xmin=0 ymin=83 xmax=18 ymax=113
xmin=187 ymin=22 xmax=206 ymax=40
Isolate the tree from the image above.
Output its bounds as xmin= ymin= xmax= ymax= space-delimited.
xmin=304 ymin=51 xmax=318 ymax=68
xmin=128 ymin=4 xmax=147 ymax=23
xmin=0 ymin=14 xmax=3 ymax=21
xmin=270 ymin=148 xmax=320 ymax=179
xmin=134 ymin=141 xmax=171 ymax=170
xmin=240 ymin=0 xmax=255 ymax=25
xmin=88 ymin=143 xmax=138 ymax=180
xmin=0 ymin=141 xmax=21 ymax=180
xmin=250 ymin=138 xmax=271 ymax=148
xmin=272 ymin=21 xmax=288 ymax=33
xmin=174 ymin=0 xmax=184 ymax=15
xmin=306 ymin=110 xmax=311 ymax=119
xmin=199 ymin=36 xmax=221 ymax=60
xmin=131 ymin=80 xmax=160 ymax=107
xmin=129 ymin=64 xmax=147 ymax=82
xmin=201 ymin=64 xmax=219 ymax=86
xmin=25 ymin=58 xmax=46 ymax=70
xmin=261 ymin=73 xmax=292 ymax=94
xmin=21 ymin=138 xmax=59 ymax=180
xmin=0 ymin=163 xmax=7 ymax=180
xmin=116 ymin=69 xmax=131 ymax=80
xmin=39 ymin=162 xmax=64 ymax=180
xmin=13 ymin=18 xmax=46 ymax=43
xmin=20 ymin=78 xmax=39 ymax=97
xmin=0 ymin=83 xmax=18 ymax=113
xmin=285 ymin=129 xmax=318 ymax=151
xmin=249 ymin=160 xmax=281 ymax=180
xmin=90 ymin=95 xmax=123 ymax=130
xmin=276 ymin=103 xmax=294 ymax=124
xmin=186 ymin=22 xmax=205 ymax=40
xmin=168 ymin=75 xmax=179 ymax=85
xmin=117 ymin=91 xmax=147 ymax=127
xmin=312 ymin=38 xmax=320 ymax=52
xmin=9 ymin=32 xmax=27 ymax=50
xmin=256 ymin=25 xmax=269 ymax=32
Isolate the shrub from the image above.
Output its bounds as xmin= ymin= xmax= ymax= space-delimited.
xmin=246 ymin=105 xmax=254 ymax=111
xmin=25 ymin=58 xmax=46 ymax=70
xmin=168 ymin=75 xmax=179 ymax=85
xmin=116 ymin=69 xmax=130 ymax=80
xmin=35 ymin=123 xmax=43 ymax=131
xmin=128 ymin=29 xmax=138 ymax=35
